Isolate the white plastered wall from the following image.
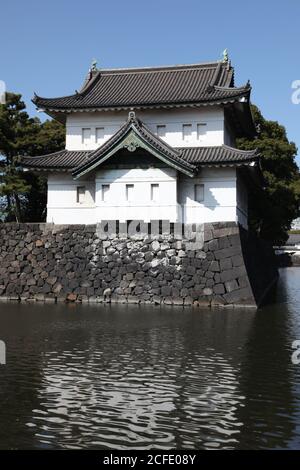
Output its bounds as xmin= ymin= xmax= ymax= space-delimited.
xmin=65 ymin=107 xmax=225 ymax=151
xmin=47 ymin=173 xmax=96 ymax=224
xmin=46 ymin=167 xmax=240 ymax=225
xmin=178 ymin=167 xmax=237 ymax=224
xmin=95 ymin=167 xmax=180 ymax=222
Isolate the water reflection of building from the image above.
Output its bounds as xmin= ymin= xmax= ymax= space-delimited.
xmin=291 ymin=217 xmax=300 ymax=231
xmin=30 ymin=306 xmax=256 ymax=449
xmin=0 ymin=300 xmax=300 ymax=449
xmin=1 ymin=298 xmax=298 ymax=450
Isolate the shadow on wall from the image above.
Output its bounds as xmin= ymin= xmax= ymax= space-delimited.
xmin=239 ymin=226 xmax=279 ymax=306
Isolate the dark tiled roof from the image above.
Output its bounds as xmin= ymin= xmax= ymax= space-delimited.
xmin=177 ymin=145 xmax=258 ymax=165
xmin=33 ymin=61 xmax=251 ymax=111
xmin=21 ymin=145 xmax=258 ymax=172
xmin=21 ymin=150 xmax=90 ymax=169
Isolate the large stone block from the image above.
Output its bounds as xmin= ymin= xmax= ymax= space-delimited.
xmin=161 ymin=286 xmax=171 ymax=296
xmin=218 ymin=236 xmax=230 ymax=249
xmin=232 ymin=254 xmax=243 ymax=267
xmin=220 ymin=258 xmax=232 ymax=271
xmin=223 ymin=287 xmax=253 ymax=304
xmin=186 ymin=265 xmax=196 ymax=275
xmin=209 ymin=260 xmax=220 ymax=272
xmin=214 ymin=245 xmax=241 ymax=260
xmin=213 ymin=283 xmax=225 ymax=295
xmin=208 ymin=239 xmax=219 ymax=252
xmin=225 ymin=279 xmax=239 ymax=293
xmin=220 ymin=268 xmax=237 ymax=283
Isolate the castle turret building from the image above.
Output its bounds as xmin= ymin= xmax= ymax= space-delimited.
xmin=23 ymin=58 xmax=260 ymax=227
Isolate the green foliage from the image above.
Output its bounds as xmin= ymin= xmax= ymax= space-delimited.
xmin=237 ymin=105 xmax=300 ymax=245
xmin=0 ymin=92 xmax=65 ymax=222
xmin=21 ymin=173 xmax=48 ymax=222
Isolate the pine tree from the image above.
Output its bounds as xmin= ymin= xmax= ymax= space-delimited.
xmin=237 ymin=105 xmax=300 ymax=244
xmin=0 ymin=92 xmax=65 ymax=222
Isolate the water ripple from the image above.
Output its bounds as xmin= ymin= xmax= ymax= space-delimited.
xmin=0 ymin=269 xmax=300 ymax=449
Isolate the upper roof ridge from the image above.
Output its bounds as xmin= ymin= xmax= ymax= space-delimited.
xmin=97 ymin=60 xmax=224 ymax=74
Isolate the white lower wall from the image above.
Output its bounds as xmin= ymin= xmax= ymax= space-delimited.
xmin=46 ymin=167 xmax=240 ymax=225
xmin=46 ymin=173 xmax=95 ymax=224
xmin=178 ymin=168 xmax=237 ymax=224
xmin=95 ymin=167 xmax=180 ymax=222
xmin=47 ymin=207 xmax=96 ymax=225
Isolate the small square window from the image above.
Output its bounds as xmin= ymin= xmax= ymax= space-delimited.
xmin=102 ymin=184 xmax=110 ymax=202
xmin=156 ymin=125 xmax=166 ymax=138
xmin=194 ymin=184 xmax=204 ymax=202
xmin=151 ymin=184 xmax=159 ymax=202
xmin=77 ymin=186 xmax=86 ymax=204
xmin=182 ymin=124 xmax=192 ymax=142
xmin=197 ymin=123 xmax=207 ymax=140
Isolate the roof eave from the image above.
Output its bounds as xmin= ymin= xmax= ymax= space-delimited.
xmin=19 ymin=145 xmax=259 ymax=173
xmin=32 ymin=92 xmax=250 ymax=114
xmin=21 ymin=165 xmax=71 ymax=173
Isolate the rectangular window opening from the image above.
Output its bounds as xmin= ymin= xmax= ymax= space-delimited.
xmin=102 ymin=184 xmax=110 ymax=202
xmin=159 ymin=220 xmax=162 ymax=235
xmin=182 ymin=124 xmax=192 ymax=142
xmin=95 ymin=127 xmax=104 ymax=144
xmin=76 ymin=186 xmax=86 ymax=204
xmin=151 ymin=183 xmax=159 ymax=202
xmin=197 ymin=123 xmax=207 ymax=140
xmin=194 ymin=183 xmax=204 ymax=203
xmin=156 ymin=125 xmax=166 ymax=138
xmin=126 ymin=184 xmax=134 ymax=202
xmin=82 ymin=128 xmax=91 ymax=146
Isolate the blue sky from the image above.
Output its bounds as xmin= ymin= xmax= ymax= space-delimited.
xmin=1 ymin=0 xmax=299 ymax=163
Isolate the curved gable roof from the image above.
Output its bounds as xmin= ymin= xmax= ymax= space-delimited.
xmin=72 ymin=112 xmax=196 ymax=178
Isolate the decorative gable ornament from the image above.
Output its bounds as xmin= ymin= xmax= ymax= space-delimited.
xmin=123 ymin=129 xmax=141 ymax=152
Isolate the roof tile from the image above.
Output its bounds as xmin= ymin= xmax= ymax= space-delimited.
xmin=33 ymin=62 xmax=250 ymax=110
xmin=21 ymin=146 xmax=257 ymax=171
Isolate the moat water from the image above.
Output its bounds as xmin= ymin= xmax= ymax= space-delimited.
xmin=0 ymin=267 xmax=300 ymax=450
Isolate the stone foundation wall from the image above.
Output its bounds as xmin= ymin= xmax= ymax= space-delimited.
xmin=0 ymin=222 xmax=278 ymax=308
